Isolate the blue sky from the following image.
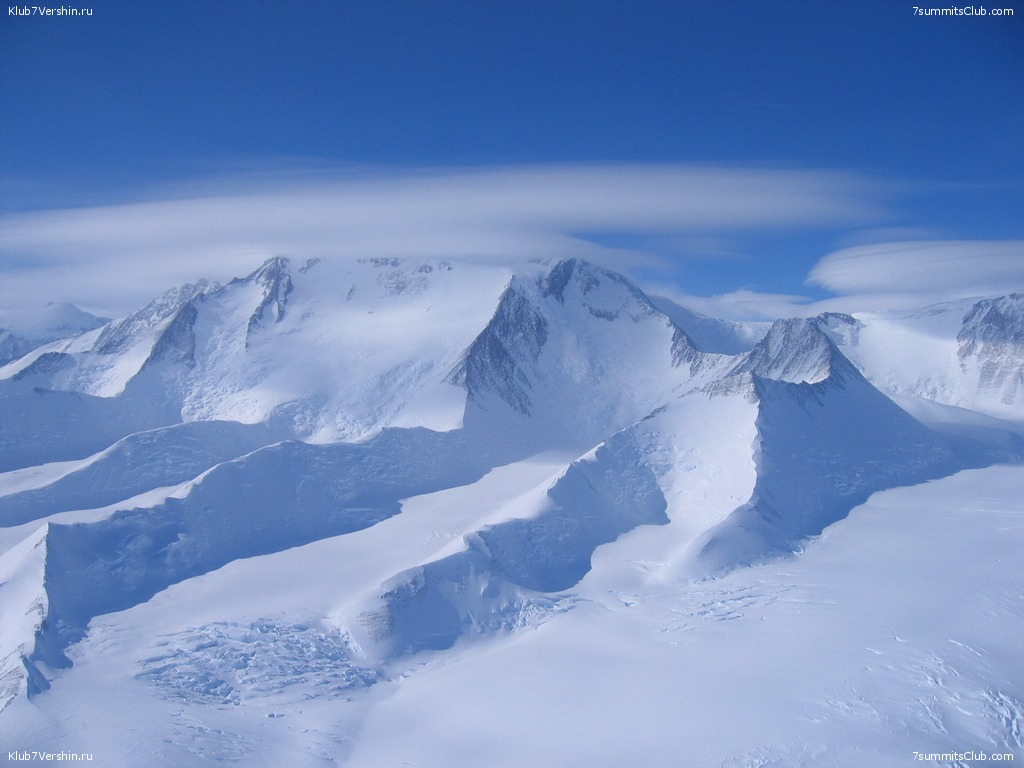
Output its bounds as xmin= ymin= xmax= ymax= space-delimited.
xmin=1 ymin=0 xmax=1022 ymax=317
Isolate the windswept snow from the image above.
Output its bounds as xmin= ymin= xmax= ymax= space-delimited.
xmin=0 ymin=525 xmax=47 ymax=710
xmin=348 ymin=464 xmax=1024 ymax=768
xmin=651 ymin=293 xmax=769 ymax=354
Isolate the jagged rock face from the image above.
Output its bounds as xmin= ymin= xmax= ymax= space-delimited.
xmin=729 ymin=316 xmax=853 ymax=385
xmin=454 ymin=259 xmax=717 ymax=448
xmin=0 ymin=331 xmax=18 ymax=368
xmin=241 ymin=256 xmax=293 ymax=343
xmin=958 ymin=294 xmax=1024 ymax=405
xmin=93 ymin=281 xmax=215 ymax=356
xmin=451 ymin=284 xmax=548 ymax=415
xmin=143 ymin=302 xmax=199 ymax=369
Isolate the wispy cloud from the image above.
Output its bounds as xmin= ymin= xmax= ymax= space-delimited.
xmin=658 ymin=239 xmax=1024 ymax=321
xmin=0 ymin=164 xmax=883 ymax=315
xmin=653 ymin=288 xmax=816 ymax=322
xmin=808 ymin=240 xmax=1024 ymax=304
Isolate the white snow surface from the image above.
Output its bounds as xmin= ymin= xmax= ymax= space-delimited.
xmin=824 ymin=297 xmax=1024 ymax=422
xmin=1 ymin=465 xmax=1021 ymax=766
xmin=0 ymin=256 xmax=1021 ymax=765
xmin=0 ymin=258 xmax=513 ymax=442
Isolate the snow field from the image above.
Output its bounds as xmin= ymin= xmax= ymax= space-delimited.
xmin=348 ymin=465 xmax=1024 ymax=768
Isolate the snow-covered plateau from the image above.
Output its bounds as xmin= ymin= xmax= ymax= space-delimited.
xmin=0 ymin=256 xmax=1021 ymax=767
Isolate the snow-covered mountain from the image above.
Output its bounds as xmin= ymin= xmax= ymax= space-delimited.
xmin=0 ymin=303 xmax=107 ymax=367
xmin=1 ymin=257 xmax=1021 ymax=766
xmin=821 ymin=296 xmax=1024 ymax=421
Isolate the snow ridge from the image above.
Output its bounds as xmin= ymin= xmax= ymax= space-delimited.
xmin=697 ymin=322 xmax=958 ymax=574
xmin=94 ymin=280 xmax=216 ymax=358
xmin=348 ymin=427 xmax=669 ymax=661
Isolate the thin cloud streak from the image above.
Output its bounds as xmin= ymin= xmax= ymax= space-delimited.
xmin=808 ymin=240 xmax=1024 ymax=298
xmin=662 ymin=239 xmax=1024 ymax=321
xmin=0 ymin=164 xmax=884 ymax=315
xmin=656 ymin=288 xmax=817 ymax=322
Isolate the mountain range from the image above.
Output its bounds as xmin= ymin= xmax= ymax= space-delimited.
xmin=1 ymin=256 xmax=1022 ymax=766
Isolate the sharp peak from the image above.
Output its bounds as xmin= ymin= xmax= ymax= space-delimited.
xmin=767 ymin=313 xmax=859 ymax=336
xmin=542 ymin=256 xmax=619 ymax=281
xmin=537 ymin=257 xmax=649 ymax=303
xmin=731 ymin=315 xmax=855 ymax=385
xmin=255 ymin=255 xmax=291 ymax=271
xmin=760 ymin=315 xmax=840 ymax=349
xmin=237 ymin=256 xmax=293 ymax=285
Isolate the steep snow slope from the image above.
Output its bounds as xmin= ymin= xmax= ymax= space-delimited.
xmin=0 ymin=420 xmax=290 ymax=527
xmin=344 ymin=385 xmax=761 ymax=663
xmin=0 ymin=426 xmax=535 ymax=703
xmin=650 ymin=293 xmax=768 ymax=354
xmin=695 ymin=317 xmax=959 ymax=573
xmin=0 ymin=526 xmax=47 ymax=707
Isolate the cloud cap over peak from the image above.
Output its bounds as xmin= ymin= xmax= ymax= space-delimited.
xmin=0 ymin=164 xmax=884 ymax=315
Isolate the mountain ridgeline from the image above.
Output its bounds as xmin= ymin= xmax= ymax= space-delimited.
xmin=0 ymin=256 xmax=1021 ymax=713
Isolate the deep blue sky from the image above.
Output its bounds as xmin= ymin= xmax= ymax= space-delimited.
xmin=1 ymin=0 xmax=1022 ymax=312
xmin=3 ymin=1 xmax=1022 ymax=185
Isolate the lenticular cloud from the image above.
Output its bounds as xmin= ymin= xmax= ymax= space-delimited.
xmin=0 ymin=164 xmax=882 ymax=315
xmin=808 ymin=239 xmax=1024 ymax=298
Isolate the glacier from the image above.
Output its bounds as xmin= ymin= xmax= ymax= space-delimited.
xmin=0 ymin=256 xmax=1021 ymax=766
